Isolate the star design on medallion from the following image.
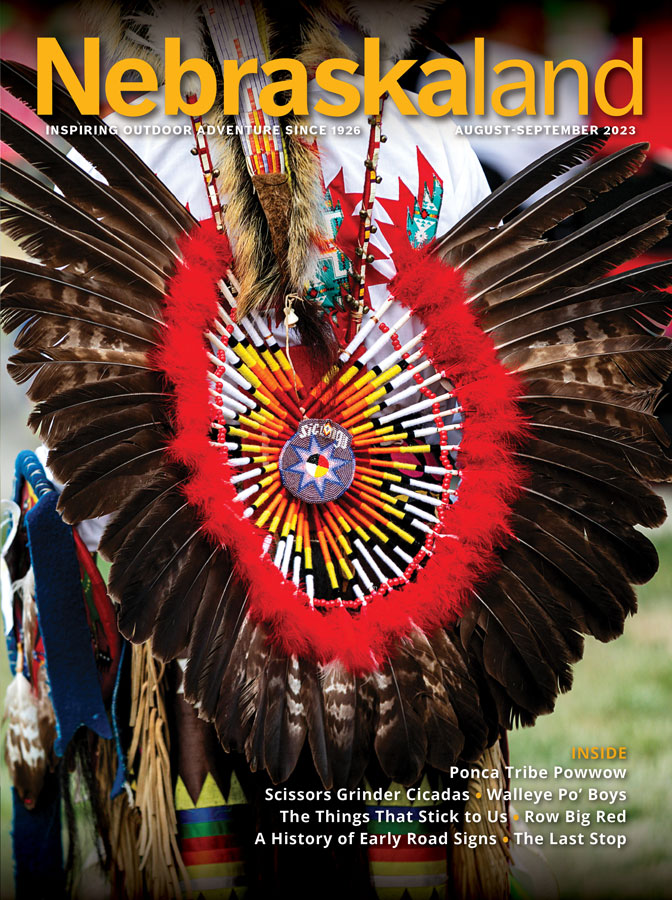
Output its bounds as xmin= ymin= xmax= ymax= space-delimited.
xmin=285 ymin=435 xmax=350 ymax=501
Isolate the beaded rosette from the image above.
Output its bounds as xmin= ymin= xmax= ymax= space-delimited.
xmin=206 ymin=282 xmax=464 ymax=612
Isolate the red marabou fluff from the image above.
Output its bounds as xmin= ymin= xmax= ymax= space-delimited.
xmin=155 ymin=223 xmax=528 ymax=672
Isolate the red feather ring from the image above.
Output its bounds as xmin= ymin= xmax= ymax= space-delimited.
xmin=154 ymin=223 xmax=527 ymax=671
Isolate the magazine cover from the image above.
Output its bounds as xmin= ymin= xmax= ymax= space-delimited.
xmin=1 ymin=2 xmax=671 ymax=898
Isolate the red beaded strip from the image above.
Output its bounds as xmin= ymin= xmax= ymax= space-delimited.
xmin=188 ymin=93 xmax=225 ymax=232
xmin=344 ymin=98 xmax=386 ymax=342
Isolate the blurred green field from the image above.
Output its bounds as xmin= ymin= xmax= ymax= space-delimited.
xmin=1 ymin=534 xmax=670 ymax=899
xmin=508 ymin=530 xmax=672 ymax=900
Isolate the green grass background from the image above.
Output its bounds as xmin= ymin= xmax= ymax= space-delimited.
xmin=507 ymin=530 xmax=672 ymax=900
xmin=1 ymin=534 xmax=670 ymax=899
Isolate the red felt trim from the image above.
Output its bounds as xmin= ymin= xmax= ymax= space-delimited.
xmin=180 ymin=834 xmax=240 ymax=851
xmin=181 ymin=848 xmax=244 ymax=865
xmin=154 ymin=223 xmax=527 ymax=672
xmin=72 ymin=528 xmax=121 ymax=701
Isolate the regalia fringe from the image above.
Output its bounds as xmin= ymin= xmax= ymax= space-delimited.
xmin=450 ymin=742 xmax=511 ymax=900
xmin=128 ymin=642 xmax=189 ymax=898
xmin=95 ymin=738 xmax=144 ymax=899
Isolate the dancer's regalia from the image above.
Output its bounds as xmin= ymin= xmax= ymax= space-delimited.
xmin=2 ymin=3 xmax=672 ymax=898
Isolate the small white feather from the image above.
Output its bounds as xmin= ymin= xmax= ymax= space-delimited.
xmin=346 ymin=1 xmax=440 ymax=60
xmin=126 ymin=0 xmax=206 ymax=95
